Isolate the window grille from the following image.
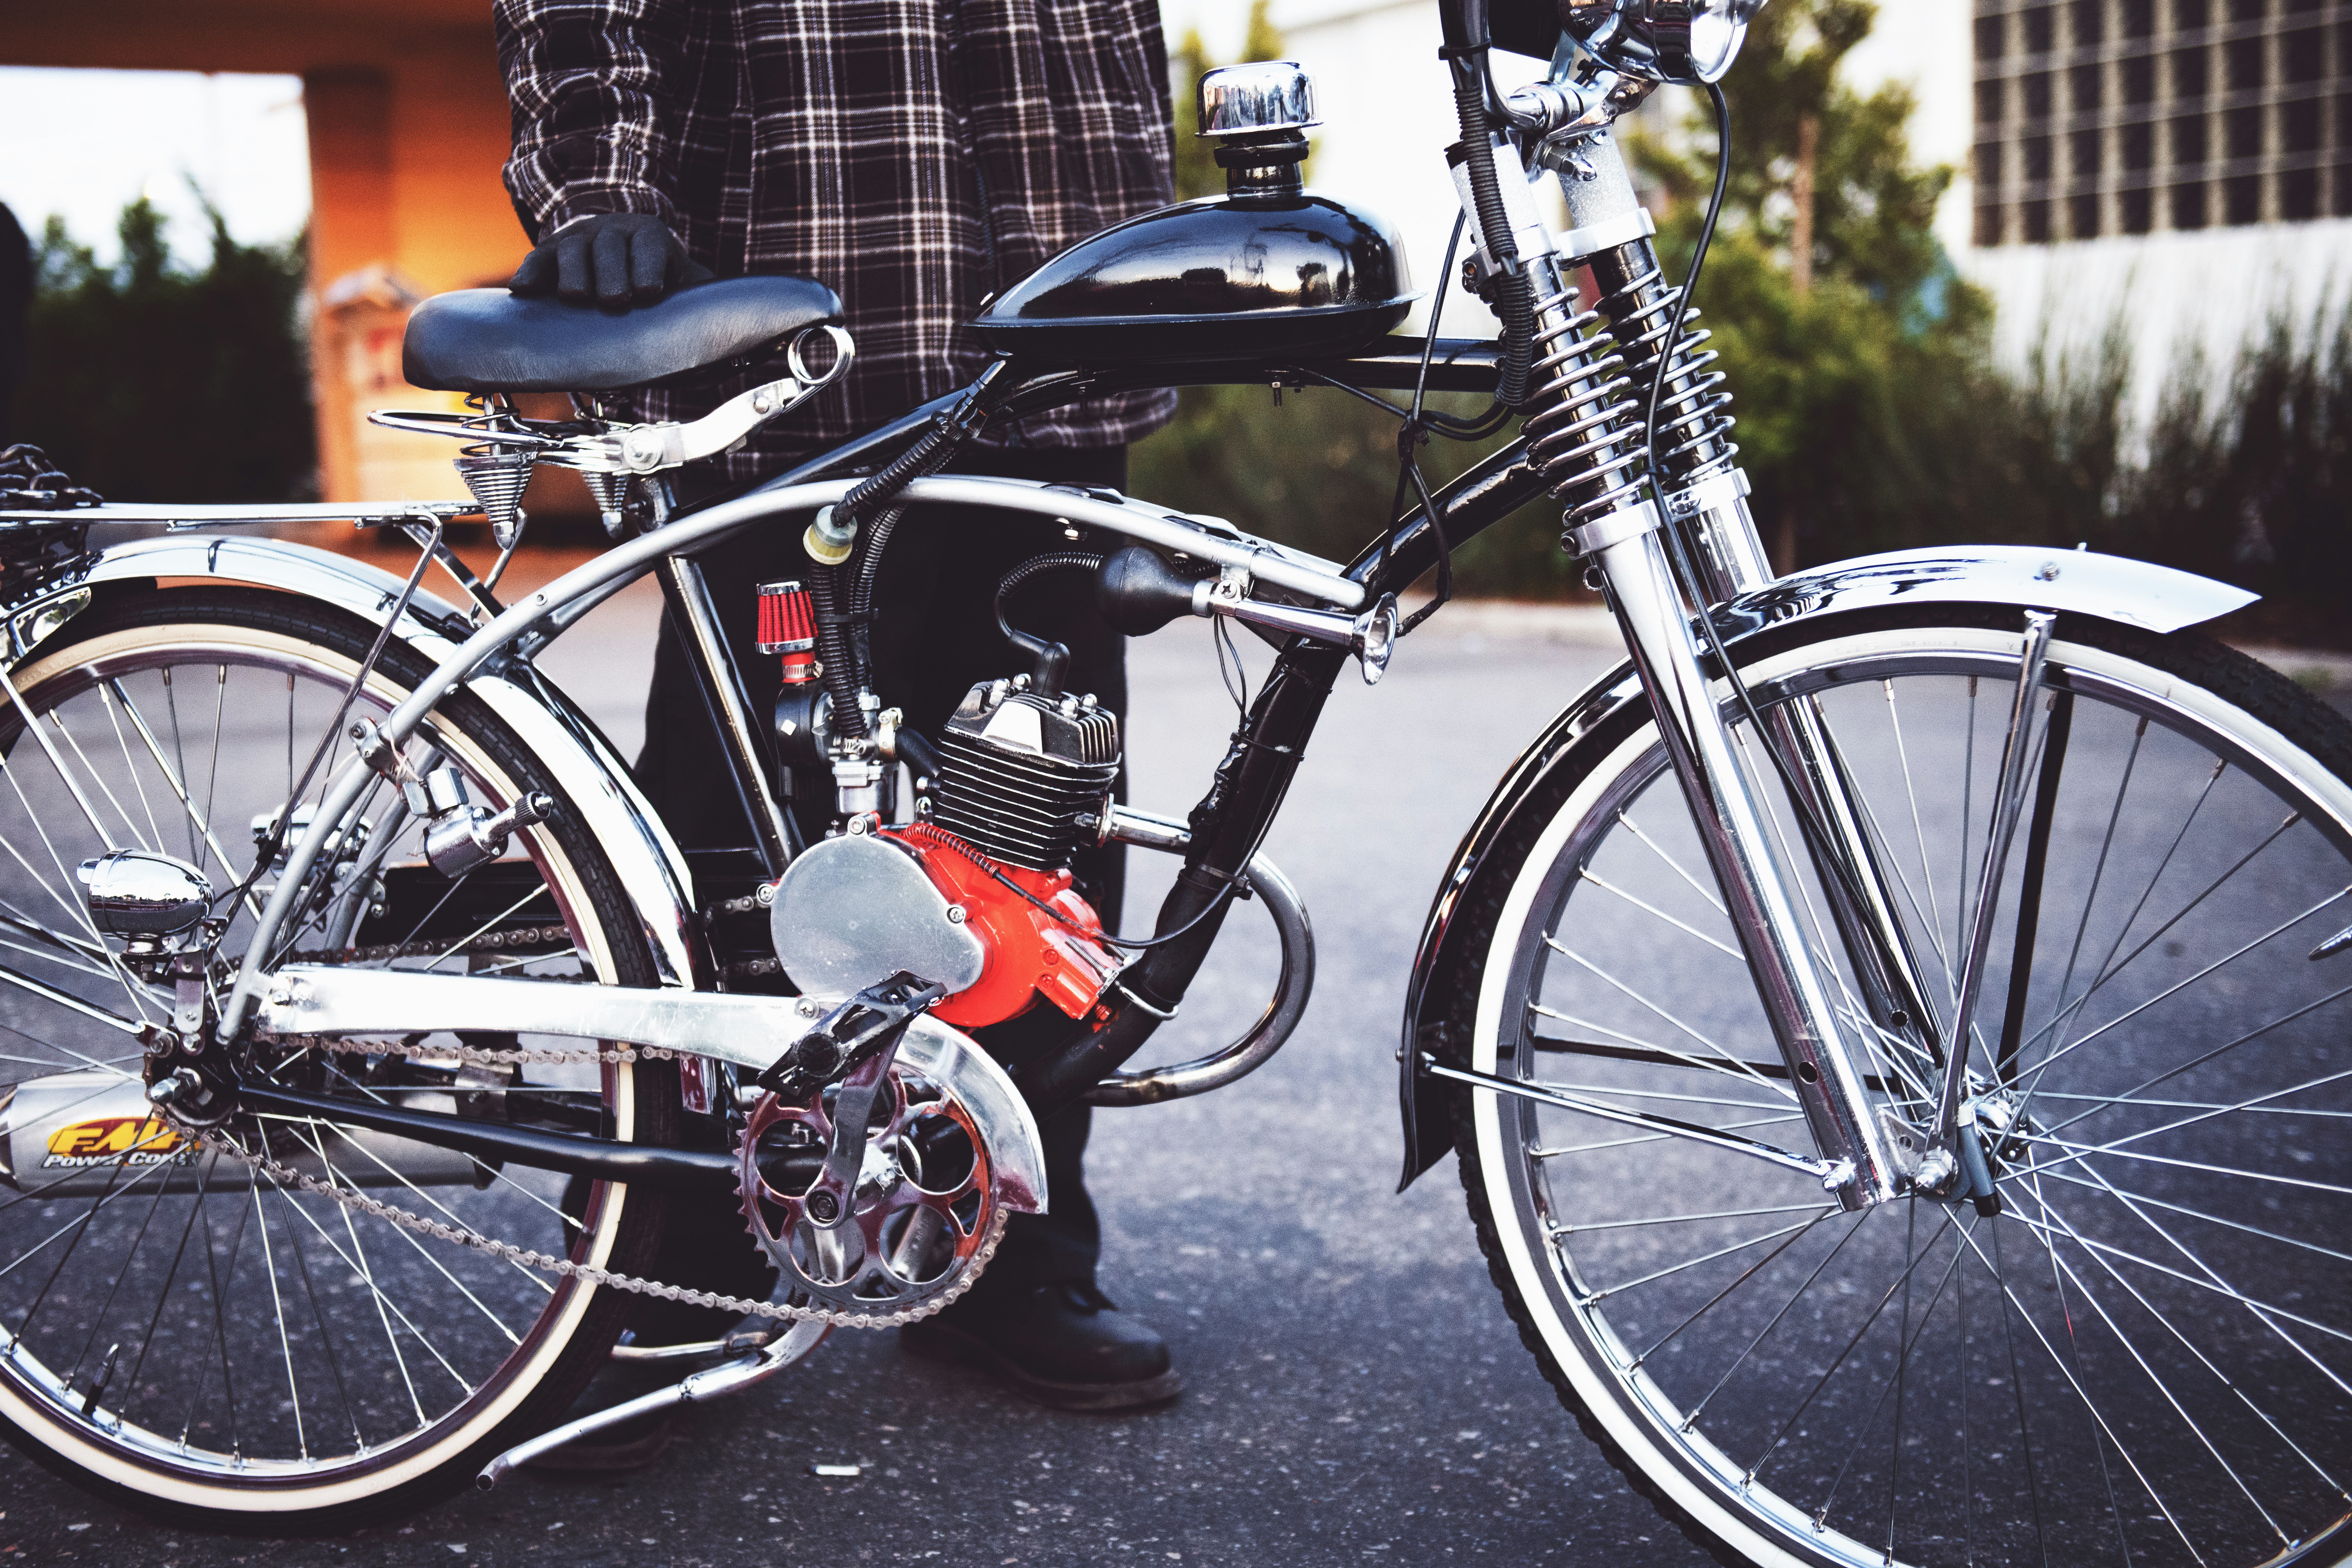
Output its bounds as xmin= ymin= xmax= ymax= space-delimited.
xmin=1973 ymin=0 xmax=2352 ymax=244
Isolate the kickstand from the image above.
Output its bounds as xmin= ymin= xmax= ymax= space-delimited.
xmin=475 ymin=1317 xmax=831 ymax=1489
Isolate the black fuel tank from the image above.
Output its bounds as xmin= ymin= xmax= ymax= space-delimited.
xmin=971 ymin=189 xmax=1416 ymax=366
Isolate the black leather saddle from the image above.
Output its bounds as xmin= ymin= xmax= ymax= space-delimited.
xmin=400 ymin=274 xmax=843 ymax=394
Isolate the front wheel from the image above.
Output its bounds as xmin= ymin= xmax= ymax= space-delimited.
xmin=1444 ymin=607 xmax=2352 ymax=1568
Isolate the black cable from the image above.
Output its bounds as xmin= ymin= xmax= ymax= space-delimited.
xmin=806 ymin=563 xmax=868 ymax=742
xmin=993 ymin=553 xmax=1107 ymax=641
xmin=1648 ymin=83 xmax=1886 ymax=948
xmin=1411 ymin=210 xmax=1468 ymax=429
xmin=1212 ymin=617 xmax=1251 ymax=718
xmin=848 ymin=504 xmax=905 ymax=622
xmin=1449 ymin=61 xmax=1535 ymax=406
xmin=1284 ymin=365 xmax=1504 ymax=441
xmin=1640 ymin=84 xmax=1734 ymax=498
xmin=1381 ymin=209 xmax=1474 ymax=633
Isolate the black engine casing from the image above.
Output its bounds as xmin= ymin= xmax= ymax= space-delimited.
xmin=930 ymin=678 xmax=1119 ymax=873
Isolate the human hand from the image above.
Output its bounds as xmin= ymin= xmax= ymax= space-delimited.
xmin=507 ymin=213 xmax=715 ymax=307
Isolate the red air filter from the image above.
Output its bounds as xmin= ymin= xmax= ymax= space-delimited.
xmin=756 ymin=580 xmax=818 ymax=684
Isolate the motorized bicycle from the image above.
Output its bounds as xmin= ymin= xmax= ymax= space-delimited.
xmin=0 ymin=1 xmax=2345 ymax=1561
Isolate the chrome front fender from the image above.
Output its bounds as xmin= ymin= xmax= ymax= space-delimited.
xmin=66 ymin=535 xmax=703 ymax=988
xmin=1395 ymin=545 xmax=2258 ymax=1189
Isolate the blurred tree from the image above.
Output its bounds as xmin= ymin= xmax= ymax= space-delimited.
xmin=1633 ymin=0 xmax=2350 ymax=644
xmin=1630 ymin=0 xmax=1997 ymax=568
xmin=11 ymin=197 xmax=314 ymax=501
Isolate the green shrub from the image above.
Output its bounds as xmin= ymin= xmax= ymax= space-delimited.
xmin=12 ymin=198 xmax=313 ymax=502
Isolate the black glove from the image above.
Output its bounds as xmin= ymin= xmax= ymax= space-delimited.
xmin=507 ymin=213 xmax=714 ymax=307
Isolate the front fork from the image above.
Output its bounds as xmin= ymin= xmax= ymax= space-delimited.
xmin=1503 ymin=120 xmax=1931 ymax=1209
xmin=1584 ymin=497 xmax=1905 ymax=1210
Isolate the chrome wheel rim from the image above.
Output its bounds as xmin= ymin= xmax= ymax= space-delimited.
xmin=0 ymin=622 xmax=635 ymax=1500
xmin=1477 ymin=628 xmax=2352 ymax=1568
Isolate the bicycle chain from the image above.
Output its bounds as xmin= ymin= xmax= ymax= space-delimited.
xmin=322 ymin=924 xmax=578 ymax=965
xmin=211 ymin=1035 xmax=1006 ymax=1330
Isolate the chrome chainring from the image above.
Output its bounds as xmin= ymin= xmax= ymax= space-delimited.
xmin=737 ymin=1045 xmax=1004 ymax=1319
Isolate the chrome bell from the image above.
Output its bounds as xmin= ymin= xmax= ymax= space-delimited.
xmin=76 ymin=850 xmax=214 ymax=938
xmin=1197 ymin=60 xmax=1319 ymax=137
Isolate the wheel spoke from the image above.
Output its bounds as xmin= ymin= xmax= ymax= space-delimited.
xmin=2021 ymin=924 xmax=2352 ymax=1140
xmin=2022 ymin=1168 xmax=2349 ymax=1501
xmin=97 ymin=679 xmax=168 ymax=853
xmin=1543 ymin=937 xmax=1792 ymax=1102
xmin=246 ymin=1168 xmax=309 ymax=1460
xmin=1586 ymin=1214 xmax=1836 ymax=1306
xmin=1574 ymin=867 xmax=1744 ymax=959
xmin=2004 ymin=1185 xmax=2295 ymax=1551
xmin=1881 ymin=678 xmax=1948 ymax=962
xmin=106 ymin=678 xmax=268 ymax=920
xmin=1747 ymin=1207 xmax=1956 ymax=1485
xmin=268 ymin=1123 xmax=475 ymax=1405
xmin=1614 ymin=810 xmax=1729 ymax=917
xmin=0 ymin=661 xmax=120 ymax=847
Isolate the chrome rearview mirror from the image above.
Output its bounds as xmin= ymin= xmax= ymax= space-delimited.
xmin=1556 ymin=0 xmax=1765 ymax=84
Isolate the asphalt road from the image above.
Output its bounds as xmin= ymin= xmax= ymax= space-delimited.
xmin=4 ymin=566 xmax=2347 ymax=1568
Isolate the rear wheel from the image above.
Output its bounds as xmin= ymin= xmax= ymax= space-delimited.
xmin=0 ymin=589 xmax=675 ymax=1530
xmin=1446 ymin=608 xmax=2352 ymax=1567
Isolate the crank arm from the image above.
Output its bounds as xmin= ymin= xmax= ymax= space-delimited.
xmin=759 ymin=972 xmax=947 ymax=1098
xmin=475 ymin=1317 xmax=830 ymax=1489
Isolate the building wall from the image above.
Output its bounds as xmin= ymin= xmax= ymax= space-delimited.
xmin=3 ymin=2 xmax=523 ymax=503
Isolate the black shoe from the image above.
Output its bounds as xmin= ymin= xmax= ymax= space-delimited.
xmin=902 ymin=1282 xmax=1182 ymax=1411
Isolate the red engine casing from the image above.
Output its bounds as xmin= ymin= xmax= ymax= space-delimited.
xmin=884 ymin=823 xmax=1123 ymax=1029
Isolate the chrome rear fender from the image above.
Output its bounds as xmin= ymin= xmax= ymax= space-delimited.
xmin=1395 ymin=545 xmax=2259 ymax=1189
xmin=57 ymin=534 xmax=702 ymax=988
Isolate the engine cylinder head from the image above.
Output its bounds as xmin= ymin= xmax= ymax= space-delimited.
xmin=931 ymin=679 xmax=1118 ymax=874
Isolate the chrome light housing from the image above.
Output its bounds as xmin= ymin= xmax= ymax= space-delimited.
xmin=1557 ymin=0 xmax=1765 ymax=84
xmin=77 ymin=850 xmax=213 ymax=938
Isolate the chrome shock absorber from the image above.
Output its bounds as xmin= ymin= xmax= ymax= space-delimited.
xmin=1497 ymin=132 xmax=1905 ymax=1209
xmin=1555 ymin=142 xmax=1947 ymax=1142
xmin=1589 ymin=254 xmax=1739 ymax=489
xmin=1518 ymin=270 xmax=1651 ymax=532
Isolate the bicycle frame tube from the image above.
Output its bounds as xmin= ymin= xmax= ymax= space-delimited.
xmin=652 ymin=550 xmax=796 ymax=876
xmin=210 ymin=325 xmax=1894 ymax=1200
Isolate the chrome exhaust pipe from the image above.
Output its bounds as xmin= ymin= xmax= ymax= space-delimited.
xmin=2 ymin=1071 xmax=493 ymax=1198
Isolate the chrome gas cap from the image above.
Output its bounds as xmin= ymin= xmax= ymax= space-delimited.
xmin=1197 ymin=60 xmax=1319 ymax=137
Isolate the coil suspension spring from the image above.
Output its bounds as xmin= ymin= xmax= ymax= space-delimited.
xmin=1519 ymin=276 xmax=1649 ymax=529
xmin=1593 ymin=260 xmax=1739 ymax=487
